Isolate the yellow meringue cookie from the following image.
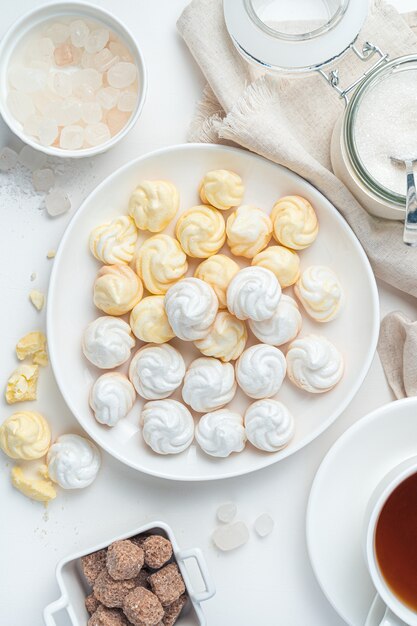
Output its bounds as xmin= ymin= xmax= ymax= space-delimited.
xmin=226 ymin=205 xmax=272 ymax=258
xmin=130 ymin=296 xmax=175 ymax=343
xmin=252 ymin=245 xmax=300 ymax=288
xmin=0 ymin=411 xmax=51 ymax=460
xmin=128 ymin=180 xmax=179 ymax=232
xmin=271 ymin=196 xmax=319 ymax=250
xmin=89 ymin=216 xmax=138 ymax=265
xmin=6 ymin=364 xmax=39 ymax=404
xmin=11 ymin=465 xmax=56 ymax=502
xmin=194 ymin=254 xmax=239 ymax=309
xmin=16 ymin=331 xmax=48 ymax=366
xmin=176 ymin=205 xmax=226 ymax=258
xmin=194 ymin=311 xmax=247 ymax=362
xmin=199 ymin=169 xmax=244 ymax=210
xmin=93 ymin=264 xmax=143 ymax=315
xmin=136 ymin=234 xmax=188 ymax=294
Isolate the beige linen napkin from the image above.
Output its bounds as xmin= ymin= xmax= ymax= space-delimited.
xmin=379 ymin=312 xmax=417 ymax=398
xmin=177 ymin=0 xmax=417 ymax=297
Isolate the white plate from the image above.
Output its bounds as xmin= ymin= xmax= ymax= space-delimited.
xmin=47 ymin=143 xmax=379 ymax=481
xmin=306 ymin=397 xmax=417 ymax=626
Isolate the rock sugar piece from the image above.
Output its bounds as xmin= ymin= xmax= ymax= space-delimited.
xmin=212 ymin=521 xmax=249 ymax=552
xmin=0 ymin=147 xmax=18 ymax=171
xmin=45 ymin=189 xmax=71 ymax=216
xmin=18 ymin=145 xmax=46 ymax=171
xmin=85 ymin=593 xmax=101 ymax=615
xmin=81 ymin=549 xmax=108 ymax=586
xmin=94 ymin=570 xmax=136 ymax=608
xmin=163 ymin=594 xmax=187 ymax=626
xmin=106 ymin=540 xmax=144 ymax=581
xmin=142 ymin=536 xmax=173 ymax=570
xmin=254 ymin=513 xmax=274 ymax=538
xmin=123 ymin=587 xmax=164 ymax=626
xmin=216 ymin=502 xmax=237 ymax=524
xmin=149 ymin=564 xmax=185 ymax=607
xmin=33 ymin=168 xmax=55 ymax=192
xmin=88 ymin=604 xmax=129 ymax=626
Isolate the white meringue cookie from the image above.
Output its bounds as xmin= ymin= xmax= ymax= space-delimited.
xmin=195 ymin=409 xmax=246 ymax=458
xmin=286 ymin=334 xmax=344 ymax=393
xmin=244 ymin=399 xmax=295 ymax=452
xmin=93 ymin=264 xmax=143 ymax=316
xmin=89 ymin=372 xmax=136 ymax=427
xmin=227 ymin=267 xmax=281 ymax=322
xmin=236 ymin=344 xmax=286 ymax=399
xmin=182 ymin=357 xmax=237 ymax=413
xmin=251 ymin=245 xmax=300 ymax=288
xmin=136 ymin=234 xmax=188 ymax=295
xmin=165 ymin=278 xmax=218 ymax=341
xmin=249 ymin=295 xmax=302 ymax=346
xmin=271 ymin=195 xmax=319 ymax=250
xmin=194 ymin=254 xmax=239 ymax=309
xmin=89 ymin=216 xmax=137 ymax=265
xmin=194 ymin=311 xmax=247 ymax=362
xmin=129 ymin=344 xmax=185 ymax=400
xmin=294 ymin=265 xmax=344 ymax=322
xmin=129 ymin=180 xmax=179 ymax=232
xmin=226 ymin=205 xmax=272 ymax=258
xmin=175 ymin=205 xmax=226 ymax=258
xmin=140 ymin=399 xmax=194 ymax=455
xmin=47 ymin=434 xmax=101 ymax=489
xmin=82 ymin=316 xmax=135 ymax=369
xmin=130 ymin=296 xmax=175 ymax=344
xmin=199 ymin=169 xmax=244 ymax=210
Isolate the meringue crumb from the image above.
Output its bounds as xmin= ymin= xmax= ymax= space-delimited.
xmin=29 ymin=290 xmax=45 ymax=311
xmin=11 ymin=466 xmax=56 ymax=502
xmin=30 ymin=272 xmax=37 ymax=282
xmin=16 ymin=331 xmax=48 ymax=367
xmin=46 ymin=250 xmax=56 ymax=259
xmin=6 ymin=364 xmax=39 ymax=404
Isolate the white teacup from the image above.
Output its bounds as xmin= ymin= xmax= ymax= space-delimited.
xmin=364 ymin=456 xmax=417 ymax=626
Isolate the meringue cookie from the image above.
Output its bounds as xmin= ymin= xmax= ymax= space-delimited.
xmin=82 ymin=316 xmax=135 ymax=369
xmin=227 ymin=266 xmax=281 ymax=321
xmin=294 ymin=265 xmax=344 ymax=322
xmin=0 ymin=411 xmax=51 ymax=460
xmin=165 ymin=278 xmax=218 ymax=341
xmin=251 ymin=245 xmax=300 ymax=288
xmin=182 ymin=357 xmax=237 ymax=413
xmin=195 ymin=409 xmax=246 ymax=457
xmin=249 ymin=295 xmax=302 ymax=346
xmin=93 ymin=264 xmax=143 ymax=315
xmin=140 ymin=399 xmax=194 ymax=455
xmin=89 ymin=216 xmax=138 ymax=265
xmin=244 ymin=400 xmax=295 ymax=452
xmin=175 ymin=205 xmax=226 ymax=258
xmin=194 ymin=311 xmax=247 ymax=362
xmin=236 ymin=344 xmax=286 ymax=399
xmin=194 ymin=254 xmax=239 ymax=309
xmin=136 ymin=234 xmax=188 ymax=295
xmin=129 ymin=344 xmax=185 ymax=400
xmin=286 ymin=334 xmax=344 ymax=393
xmin=199 ymin=169 xmax=244 ymax=210
xmin=47 ymin=434 xmax=101 ymax=489
xmin=226 ymin=205 xmax=272 ymax=258
xmin=130 ymin=296 xmax=175 ymax=344
xmin=271 ymin=195 xmax=319 ymax=250
xmin=128 ymin=180 xmax=179 ymax=232
xmin=89 ymin=373 xmax=136 ymax=427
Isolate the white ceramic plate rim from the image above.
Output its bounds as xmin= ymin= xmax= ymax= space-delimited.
xmin=47 ymin=143 xmax=380 ymax=481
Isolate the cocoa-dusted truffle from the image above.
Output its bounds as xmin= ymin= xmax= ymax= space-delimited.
xmin=88 ymin=604 xmax=129 ymax=626
xmin=82 ymin=549 xmax=107 ymax=586
xmin=94 ymin=569 xmax=136 ymax=608
xmin=163 ymin=594 xmax=187 ymax=626
xmin=142 ymin=536 xmax=173 ymax=570
xmin=85 ymin=593 xmax=101 ymax=615
xmin=107 ymin=540 xmax=145 ymax=581
xmin=123 ymin=587 xmax=164 ymax=626
xmin=149 ymin=565 xmax=185 ymax=607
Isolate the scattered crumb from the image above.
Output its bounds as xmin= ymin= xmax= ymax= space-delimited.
xmin=46 ymin=249 xmax=56 ymax=259
xmin=16 ymin=331 xmax=48 ymax=366
xmin=29 ymin=289 xmax=45 ymax=311
xmin=5 ymin=363 xmax=39 ymax=404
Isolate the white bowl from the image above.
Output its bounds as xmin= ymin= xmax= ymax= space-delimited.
xmin=0 ymin=1 xmax=147 ymax=158
xmin=44 ymin=520 xmax=215 ymax=626
xmin=47 ymin=143 xmax=379 ymax=481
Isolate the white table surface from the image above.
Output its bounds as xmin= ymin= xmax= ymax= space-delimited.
xmin=1 ymin=1 xmax=417 ymax=625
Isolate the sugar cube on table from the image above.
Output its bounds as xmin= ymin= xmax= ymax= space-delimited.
xmin=0 ymin=147 xmax=18 ymax=171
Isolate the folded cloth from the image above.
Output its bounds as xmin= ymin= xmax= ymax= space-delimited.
xmin=379 ymin=312 xmax=417 ymax=398
xmin=177 ymin=0 xmax=417 ymax=297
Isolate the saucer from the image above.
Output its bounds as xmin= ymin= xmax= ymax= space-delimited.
xmin=306 ymin=397 xmax=417 ymax=626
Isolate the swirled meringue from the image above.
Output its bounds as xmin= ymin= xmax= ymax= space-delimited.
xmin=165 ymin=278 xmax=218 ymax=341
xmin=252 ymin=245 xmax=300 ymax=288
xmin=135 ymin=234 xmax=188 ymax=295
xmin=129 ymin=180 xmax=179 ymax=232
xmin=286 ymin=334 xmax=344 ymax=393
xmin=249 ymin=295 xmax=302 ymax=346
xmin=226 ymin=205 xmax=272 ymax=258
xmin=130 ymin=296 xmax=175 ymax=344
xmin=294 ymin=265 xmax=344 ymax=322
xmin=47 ymin=434 xmax=101 ymax=489
xmin=140 ymin=399 xmax=194 ymax=455
xmin=93 ymin=264 xmax=143 ymax=315
xmin=226 ymin=267 xmax=281 ymax=321
xmin=89 ymin=373 xmax=136 ymax=427
xmin=129 ymin=344 xmax=185 ymax=400
xmin=0 ymin=411 xmax=51 ymax=460
xmin=82 ymin=316 xmax=135 ymax=369
xmin=89 ymin=216 xmax=138 ymax=265
xmin=271 ymin=196 xmax=319 ymax=250
xmin=195 ymin=409 xmax=246 ymax=457
xmin=236 ymin=344 xmax=286 ymax=399
xmin=175 ymin=205 xmax=225 ymax=258
xmin=194 ymin=254 xmax=239 ymax=309
xmin=199 ymin=169 xmax=244 ymax=210
xmin=244 ymin=400 xmax=295 ymax=452
xmin=182 ymin=357 xmax=236 ymax=413
xmin=194 ymin=311 xmax=247 ymax=362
